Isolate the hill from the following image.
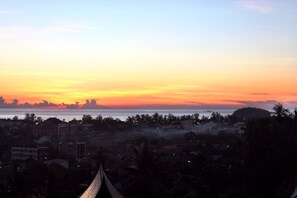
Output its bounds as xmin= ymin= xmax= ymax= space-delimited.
xmin=233 ymin=107 xmax=270 ymax=120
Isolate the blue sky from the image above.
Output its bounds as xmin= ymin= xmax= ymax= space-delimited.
xmin=0 ymin=0 xmax=297 ymax=108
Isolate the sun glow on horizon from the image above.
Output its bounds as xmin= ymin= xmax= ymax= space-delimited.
xmin=0 ymin=0 xmax=296 ymax=109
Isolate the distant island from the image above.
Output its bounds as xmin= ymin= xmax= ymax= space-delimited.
xmin=233 ymin=107 xmax=270 ymax=119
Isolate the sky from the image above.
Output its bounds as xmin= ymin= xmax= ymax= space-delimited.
xmin=0 ymin=0 xmax=297 ymax=109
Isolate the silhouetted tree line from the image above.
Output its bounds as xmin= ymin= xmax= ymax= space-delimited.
xmin=1 ymin=104 xmax=297 ymax=197
xmin=244 ymin=104 xmax=297 ymax=198
xmin=0 ymin=110 xmax=249 ymax=136
xmin=0 ymin=159 xmax=93 ymax=198
xmin=77 ymin=112 xmax=224 ymax=132
xmin=117 ymin=104 xmax=297 ymax=198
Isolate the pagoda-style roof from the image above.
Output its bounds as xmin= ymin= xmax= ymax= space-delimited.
xmin=80 ymin=164 xmax=123 ymax=198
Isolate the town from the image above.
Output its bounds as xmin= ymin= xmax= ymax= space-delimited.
xmin=1 ymin=105 xmax=297 ymax=197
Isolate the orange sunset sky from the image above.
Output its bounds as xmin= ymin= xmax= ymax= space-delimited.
xmin=0 ymin=0 xmax=297 ymax=108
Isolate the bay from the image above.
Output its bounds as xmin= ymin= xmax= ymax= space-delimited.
xmin=0 ymin=108 xmax=235 ymax=121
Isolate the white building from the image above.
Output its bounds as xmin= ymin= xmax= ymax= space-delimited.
xmin=12 ymin=145 xmax=38 ymax=160
xmin=11 ymin=139 xmax=49 ymax=161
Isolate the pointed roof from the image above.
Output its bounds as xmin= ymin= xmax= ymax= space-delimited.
xmin=80 ymin=164 xmax=123 ymax=198
xmin=291 ymin=187 xmax=297 ymax=198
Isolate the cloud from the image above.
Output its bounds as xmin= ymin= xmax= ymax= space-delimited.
xmin=222 ymin=100 xmax=297 ymax=110
xmin=1 ymin=96 xmax=295 ymax=110
xmin=0 ymin=96 xmax=101 ymax=109
xmin=223 ymin=99 xmax=279 ymax=108
xmin=249 ymin=92 xmax=270 ymax=96
xmin=183 ymin=101 xmax=204 ymax=105
xmin=81 ymin=99 xmax=101 ymax=109
xmin=237 ymin=0 xmax=273 ymax=13
xmin=287 ymin=101 xmax=297 ymax=106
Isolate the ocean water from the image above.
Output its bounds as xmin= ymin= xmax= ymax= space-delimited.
xmin=0 ymin=108 xmax=235 ymax=121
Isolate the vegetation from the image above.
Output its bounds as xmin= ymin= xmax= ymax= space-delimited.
xmin=0 ymin=160 xmax=93 ymax=198
xmin=122 ymin=140 xmax=166 ymax=198
xmin=272 ymin=103 xmax=290 ymax=120
xmin=1 ymin=103 xmax=297 ymax=197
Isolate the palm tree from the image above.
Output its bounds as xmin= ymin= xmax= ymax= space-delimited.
xmin=272 ymin=103 xmax=289 ymax=119
xmin=24 ymin=113 xmax=37 ymax=123
xmin=9 ymin=161 xmax=48 ymax=198
xmin=82 ymin=114 xmax=93 ymax=123
xmin=210 ymin=112 xmax=223 ymax=121
xmin=123 ymin=139 xmax=165 ymax=198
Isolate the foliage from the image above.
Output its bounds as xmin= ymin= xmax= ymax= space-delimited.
xmin=245 ymin=118 xmax=297 ymax=197
xmin=122 ymin=139 xmax=166 ymax=198
xmin=0 ymin=160 xmax=93 ymax=198
xmin=82 ymin=114 xmax=93 ymax=123
xmin=1 ymin=103 xmax=297 ymax=197
xmin=272 ymin=103 xmax=290 ymax=120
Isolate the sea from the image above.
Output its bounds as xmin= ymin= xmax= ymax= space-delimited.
xmin=0 ymin=108 xmax=235 ymax=121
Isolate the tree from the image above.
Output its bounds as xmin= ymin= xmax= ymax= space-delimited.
xmin=210 ymin=112 xmax=223 ymax=121
xmin=167 ymin=114 xmax=177 ymax=123
xmin=123 ymin=140 xmax=165 ymax=198
xmin=9 ymin=160 xmax=48 ymax=197
xmin=95 ymin=115 xmax=103 ymax=122
xmin=82 ymin=114 xmax=93 ymax=123
xmin=152 ymin=113 xmax=163 ymax=125
xmin=36 ymin=116 xmax=43 ymax=124
xmin=272 ymin=103 xmax=289 ymax=119
xmin=24 ymin=113 xmax=36 ymax=123
xmin=245 ymin=118 xmax=297 ymax=197
xmin=191 ymin=113 xmax=200 ymax=125
xmin=126 ymin=116 xmax=135 ymax=126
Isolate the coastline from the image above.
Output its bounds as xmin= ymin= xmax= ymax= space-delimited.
xmin=0 ymin=108 xmax=235 ymax=121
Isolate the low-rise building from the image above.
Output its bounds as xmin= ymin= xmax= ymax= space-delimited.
xmin=58 ymin=139 xmax=87 ymax=161
xmin=32 ymin=124 xmax=58 ymax=138
xmin=11 ymin=139 xmax=49 ymax=161
xmin=58 ymin=123 xmax=78 ymax=136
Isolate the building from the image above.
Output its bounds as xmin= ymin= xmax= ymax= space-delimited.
xmin=32 ymin=122 xmax=79 ymax=138
xmin=58 ymin=140 xmax=87 ymax=161
xmin=11 ymin=139 xmax=49 ymax=161
xmin=32 ymin=118 xmax=71 ymax=138
xmin=58 ymin=123 xmax=78 ymax=136
xmin=32 ymin=124 xmax=58 ymax=138
xmin=0 ymin=119 xmax=25 ymax=128
xmin=38 ymin=146 xmax=49 ymax=161
xmin=76 ymin=142 xmax=87 ymax=159
xmin=12 ymin=144 xmax=38 ymax=160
